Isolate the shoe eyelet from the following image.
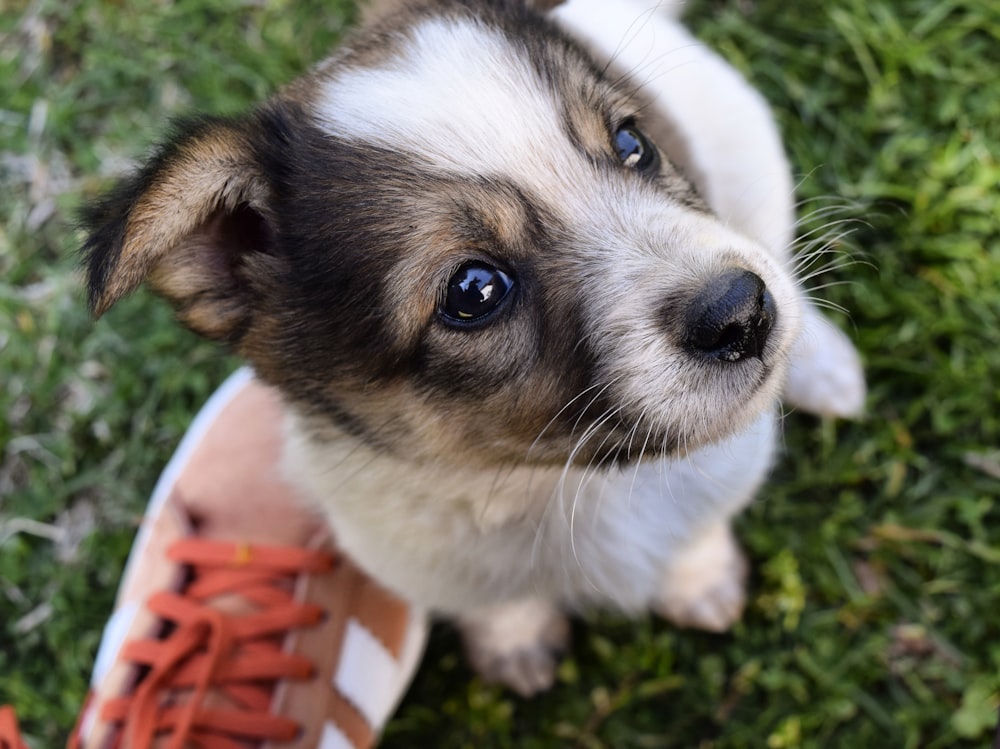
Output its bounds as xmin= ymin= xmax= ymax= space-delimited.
xmin=311 ymin=606 xmax=330 ymax=626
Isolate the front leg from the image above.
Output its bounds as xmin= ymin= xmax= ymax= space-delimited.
xmin=457 ymin=597 xmax=570 ymax=697
xmin=784 ymin=304 xmax=866 ymax=418
xmin=654 ymin=523 xmax=748 ymax=632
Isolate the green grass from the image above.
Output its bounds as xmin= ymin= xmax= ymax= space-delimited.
xmin=1 ymin=0 xmax=998 ymax=746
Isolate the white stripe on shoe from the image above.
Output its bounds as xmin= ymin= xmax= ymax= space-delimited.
xmin=335 ymin=618 xmax=404 ymax=730
xmin=320 ymin=721 xmax=356 ymax=749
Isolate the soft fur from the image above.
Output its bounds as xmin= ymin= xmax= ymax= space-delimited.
xmin=83 ymin=0 xmax=865 ymax=696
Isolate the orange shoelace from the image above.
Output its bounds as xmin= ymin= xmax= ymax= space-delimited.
xmin=0 ymin=707 xmax=28 ymax=749
xmin=64 ymin=538 xmax=337 ymax=749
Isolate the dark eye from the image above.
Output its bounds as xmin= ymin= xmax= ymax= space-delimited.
xmin=614 ymin=124 xmax=658 ymax=172
xmin=441 ymin=262 xmax=514 ymax=325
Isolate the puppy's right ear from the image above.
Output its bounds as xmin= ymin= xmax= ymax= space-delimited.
xmin=82 ymin=116 xmax=276 ymax=343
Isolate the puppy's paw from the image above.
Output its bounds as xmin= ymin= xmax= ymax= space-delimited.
xmin=458 ymin=597 xmax=569 ymax=697
xmin=784 ymin=306 xmax=866 ymax=418
xmin=654 ymin=523 xmax=748 ymax=632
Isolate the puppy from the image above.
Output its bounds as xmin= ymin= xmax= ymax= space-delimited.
xmin=83 ymin=0 xmax=865 ymax=696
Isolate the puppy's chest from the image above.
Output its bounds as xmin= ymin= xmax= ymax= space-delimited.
xmin=285 ymin=429 xmax=695 ymax=609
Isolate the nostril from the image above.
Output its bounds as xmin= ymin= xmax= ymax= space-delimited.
xmin=685 ymin=269 xmax=776 ymax=362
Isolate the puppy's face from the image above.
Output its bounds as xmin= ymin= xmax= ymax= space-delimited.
xmin=85 ymin=0 xmax=800 ymax=469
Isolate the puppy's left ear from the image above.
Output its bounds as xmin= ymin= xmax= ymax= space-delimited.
xmin=82 ymin=116 xmax=276 ymax=343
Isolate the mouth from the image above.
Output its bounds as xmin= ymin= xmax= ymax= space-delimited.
xmin=572 ymin=336 xmax=788 ymax=469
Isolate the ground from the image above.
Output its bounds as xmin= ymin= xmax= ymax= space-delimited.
xmin=1 ymin=0 xmax=999 ymax=747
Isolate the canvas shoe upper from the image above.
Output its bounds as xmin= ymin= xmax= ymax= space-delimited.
xmin=52 ymin=367 xmax=427 ymax=749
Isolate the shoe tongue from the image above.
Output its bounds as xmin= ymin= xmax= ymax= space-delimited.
xmin=173 ymin=378 xmax=327 ymax=547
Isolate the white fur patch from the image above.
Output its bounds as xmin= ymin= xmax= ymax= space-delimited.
xmin=552 ymin=0 xmax=796 ymax=253
xmin=316 ymin=18 xmax=576 ymax=185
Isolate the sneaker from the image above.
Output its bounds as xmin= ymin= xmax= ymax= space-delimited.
xmin=64 ymin=367 xmax=428 ymax=748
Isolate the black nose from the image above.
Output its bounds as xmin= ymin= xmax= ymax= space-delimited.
xmin=684 ymin=269 xmax=776 ymax=362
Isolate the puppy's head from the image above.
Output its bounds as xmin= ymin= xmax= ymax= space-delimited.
xmin=85 ymin=0 xmax=800 ymax=469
